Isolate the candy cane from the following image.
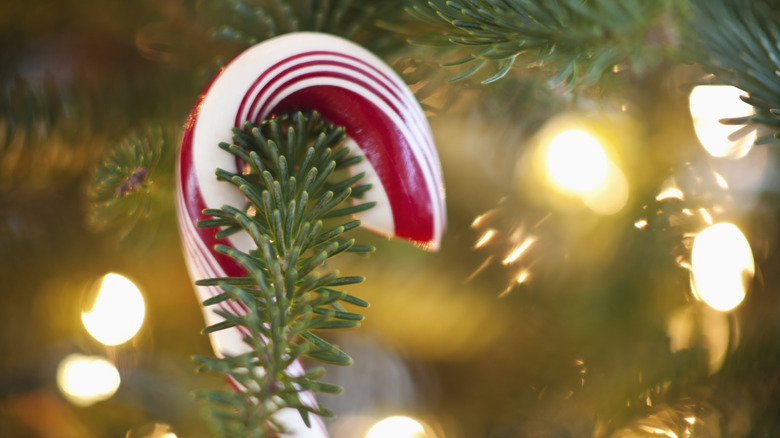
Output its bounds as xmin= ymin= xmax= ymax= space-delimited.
xmin=176 ymin=32 xmax=445 ymax=436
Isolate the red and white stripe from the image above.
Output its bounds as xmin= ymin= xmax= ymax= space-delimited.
xmin=176 ymin=32 xmax=446 ymax=436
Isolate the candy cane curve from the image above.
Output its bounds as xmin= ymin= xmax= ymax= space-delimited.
xmin=176 ymin=32 xmax=446 ymax=437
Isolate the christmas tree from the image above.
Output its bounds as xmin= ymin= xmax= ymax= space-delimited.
xmin=2 ymin=0 xmax=779 ymax=437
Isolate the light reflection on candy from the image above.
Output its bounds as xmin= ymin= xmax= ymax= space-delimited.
xmin=176 ymin=32 xmax=446 ymax=436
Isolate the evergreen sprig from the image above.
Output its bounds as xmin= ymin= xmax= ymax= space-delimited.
xmin=403 ymin=0 xmax=676 ymax=87
xmin=87 ymin=126 xmax=175 ymax=240
xmin=206 ymin=0 xmax=398 ymax=52
xmin=193 ymin=111 xmax=374 ymax=437
xmin=688 ymin=0 xmax=780 ymax=144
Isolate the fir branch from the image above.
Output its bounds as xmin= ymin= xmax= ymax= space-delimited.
xmin=204 ymin=0 xmax=404 ymax=53
xmin=688 ymin=0 xmax=780 ymax=143
xmin=86 ymin=126 xmax=176 ymax=241
xmin=401 ymin=0 xmax=678 ymax=87
xmin=195 ymin=111 xmax=373 ymax=436
xmin=0 ymin=74 xmax=102 ymax=189
xmin=0 ymin=56 xmax=201 ymax=190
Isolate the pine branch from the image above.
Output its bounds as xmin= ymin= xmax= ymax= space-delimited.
xmin=194 ymin=111 xmax=373 ymax=436
xmin=400 ymin=0 xmax=678 ymax=87
xmin=0 ymin=74 xmax=105 ymax=189
xmin=0 ymin=0 xmax=212 ymax=190
xmin=688 ymin=0 xmax=780 ymax=143
xmin=0 ymin=60 xmax=201 ymax=190
xmin=86 ymin=126 xmax=176 ymax=242
xmin=204 ymin=0 xmax=405 ymax=54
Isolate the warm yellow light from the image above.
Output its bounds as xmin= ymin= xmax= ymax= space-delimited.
xmin=516 ymin=270 xmax=530 ymax=284
xmin=126 ymin=423 xmax=178 ymax=438
xmin=502 ymin=236 xmax=536 ymax=265
xmin=475 ymin=229 xmax=496 ymax=249
xmin=691 ymin=223 xmax=754 ymax=311
xmin=580 ymin=161 xmax=629 ymax=215
xmin=366 ymin=416 xmax=432 ymax=438
xmin=82 ymin=273 xmax=145 ymax=346
xmin=689 ymin=85 xmax=756 ymax=159
xmin=667 ymin=305 xmax=733 ymax=373
xmin=713 ymin=171 xmax=729 ymax=189
xmin=56 ymin=354 xmax=121 ymax=406
xmin=699 ymin=208 xmax=713 ymax=225
xmin=545 ymin=129 xmax=608 ymax=192
xmin=639 ymin=426 xmax=678 ymax=438
xmin=655 ymin=187 xmax=684 ymax=202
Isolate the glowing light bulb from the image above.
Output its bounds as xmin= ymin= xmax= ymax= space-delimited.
xmin=545 ymin=129 xmax=609 ymax=192
xmin=689 ymin=85 xmax=756 ymax=159
xmin=691 ymin=223 xmax=754 ymax=311
xmin=56 ymin=354 xmax=121 ymax=406
xmin=366 ymin=416 xmax=432 ymax=438
xmin=82 ymin=273 xmax=145 ymax=345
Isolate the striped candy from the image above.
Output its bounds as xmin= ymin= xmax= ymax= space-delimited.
xmin=176 ymin=32 xmax=445 ymax=436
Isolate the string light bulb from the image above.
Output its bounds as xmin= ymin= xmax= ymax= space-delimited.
xmin=691 ymin=223 xmax=754 ymax=311
xmin=56 ymin=354 xmax=121 ymax=406
xmin=545 ymin=129 xmax=609 ymax=193
xmin=689 ymin=85 xmax=756 ymax=159
xmin=530 ymin=118 xmax=630 ymax=215
xmin=82 ymin=273 xmax=145 ymax=345
xmin=366 ymin=416 xmax=435 ymax=438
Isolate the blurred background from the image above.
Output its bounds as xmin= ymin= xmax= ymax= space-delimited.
xmin=2 ymin=1 xmax=780 ymax=437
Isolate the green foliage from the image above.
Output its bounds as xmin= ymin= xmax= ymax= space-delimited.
xmin=86 ymin=126 xmax=175 ymax=240
xmin=688 ymin=0 xmax=780 ymax=143
xmin=194 ymin=111 xmax=373 ymax=436
xmin=0 ymin=74 xmax=103 ymax=189
xmin=205 ymin=0 xmax=404 ymax=53
xmin=403 ymin=0 xmax=677 ymax=87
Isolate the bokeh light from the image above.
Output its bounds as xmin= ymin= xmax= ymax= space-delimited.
xmin=127 ymin=423 xmax=179 ymax=438
xmin=689 ymin=85 xmax=756 ymax=159
xmin=691 ymin=223 xmax=754 ymax=311
xmin=82 ymin=273 xmax=145 ymax=345
xmin=535 ymin=123 xmax=629 ymax=215
xmin=56 ymin=354 xmax=121 ymax=406
xmin=579 ymin=161 xmax=629 ymax=215
xmin=366 ymin=416 xmax=434 ymax=438
xmin=545 ymin=129 xmax=609 ymax=192
xmin=667 ymin=305 xmax=734 ymax=373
